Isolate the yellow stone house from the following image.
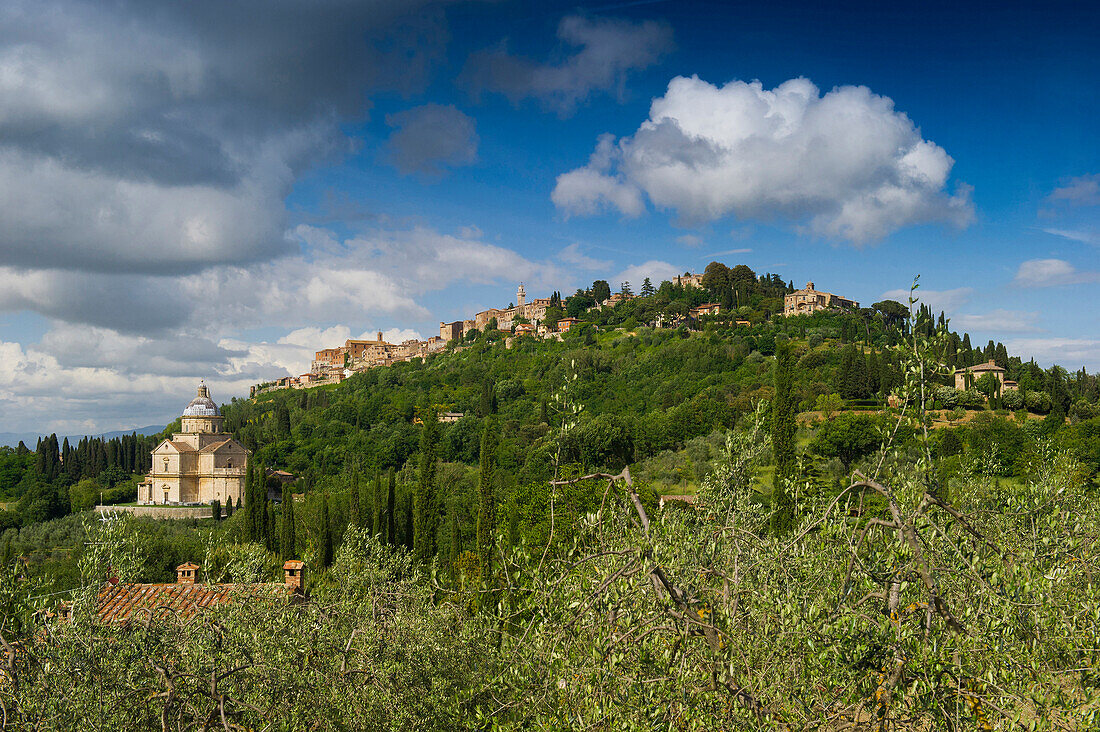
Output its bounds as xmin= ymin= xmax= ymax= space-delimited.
xmin=138 ymin=383 xmax=249 ymax=505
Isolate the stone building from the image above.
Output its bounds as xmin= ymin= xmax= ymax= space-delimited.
xmin=783 ymin=282 xmax=859 ymax=316
xmin=672 ymin=272 xmax=704 ymax=289
xmin=138 ymin=383 xmax=248 ymax=506
xmin=953 ymin=360 xmax=1018 ymax=391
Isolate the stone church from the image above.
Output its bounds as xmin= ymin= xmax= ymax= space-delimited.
xmin=138 ymin=383 xmax=249 ymax=505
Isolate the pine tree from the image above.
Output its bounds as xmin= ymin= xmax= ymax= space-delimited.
xmin=320 ymin=492 xmax=333 ymax=567
xmin=386 ymin=469 xmax=396 ymax=545
xmin=414 ymin=410 xmax=440 ymax=561
xmin=280 ymin=494 xmax=296 ymax=561
xmin=477 ymin=417 xmax=499 ymax=586
xmin=640 ymin=277 xmax=655 ymax=297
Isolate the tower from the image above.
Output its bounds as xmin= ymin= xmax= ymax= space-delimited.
xmin=516 ymin=283 xmax=526 ymax=308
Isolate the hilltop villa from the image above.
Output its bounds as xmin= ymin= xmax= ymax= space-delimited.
xmin=953 ymin=360 xmax=1018 ymax=391
xmin=783 ymin=282 xmax=859 ymax=316
xmin=138 ymin=383 xmax=248 ymax=506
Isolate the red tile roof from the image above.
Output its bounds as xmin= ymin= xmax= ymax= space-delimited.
xmin=96 ymin=582 xmax=291 ymax=624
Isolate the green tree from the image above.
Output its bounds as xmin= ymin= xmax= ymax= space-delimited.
xmin=478 ymin=379 xmax=497 ymax=418
xmin=211 ymin=499 xmax=221 ymax=521
xmin=477 ymin=417 xmax=499 ymax=586
xmin=372 ymin=473 xmax=383 ymax=537
xmin=414 ymin=410 xmax=440 ymax=561
xmin=386 ymin=468 xmax=396 ymax=545
xmin=280 ymin=494 xmax=297 ymax=561
xmin=640 ymin=277 xmax=655 ymax=297
xmin=348 ymin=472 xmax=361 ymax=527
xmin=810 ymin=413 xmax=881 ymax=470
xmin=592 ymin=280 xmax=611 ymax=303
xmin=815 ymin=393 xmax=843 ymax=420
xmin=770 ymin=341 xmax=797 ymax=535
xmin=320 ymin=492 xmax=333 ymax=567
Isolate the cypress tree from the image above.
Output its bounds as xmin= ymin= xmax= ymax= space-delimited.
xmin=357 ymin=473 xmax=370 ymax=528
xmin=280 ymin=495 xmax=297 ymax=561
xmin=348 ymin=471 xmax=360 ymax=527
xmin=372 ymin=473 xmax=382 ymax=538
xmin=265 ymin=502 xmax=276 ymax=553
xmin=244 ymin=462 xmax=255 ymax=540
xmin=414 ymin=410 xmax=440 ymax=561
xmin=211 ymin=499 xmax=221 ymax=521
xmin=386 ymin=469 xmax=396 ymax=545
xmin=320 ymin=492 xmax=333 ymax=567
xmin=225 ymin=496 xmax=234 ymax=518
xmin=477 ymin=417 xmax=499 ymax=586
xmin=771 ymin=342 xmax=797 ymax=485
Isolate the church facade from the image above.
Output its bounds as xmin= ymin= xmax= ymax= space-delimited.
xmin=138 ymin=383 xmax=249 ymax=505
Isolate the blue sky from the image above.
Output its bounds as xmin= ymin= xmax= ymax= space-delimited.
xmin=0 ymin=0 xmax=1096 ymax=434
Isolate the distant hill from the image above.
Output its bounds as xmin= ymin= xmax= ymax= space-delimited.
xmin=0 ymin=424 xmax=166 ymax=449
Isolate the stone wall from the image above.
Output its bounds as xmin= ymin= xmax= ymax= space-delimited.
xmin=96 ymin=505 xmax=224 ymax=520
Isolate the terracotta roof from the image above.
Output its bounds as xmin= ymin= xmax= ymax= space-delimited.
xmin=96 ymin=582 xmax=289 ymax=624
xmin=199 ymin=438 xmax=237 ymax=453
xmin=955 ymin=360 xmax=1005 ymax=374
xmin=167 ymin=440 xmax=196 ymax=453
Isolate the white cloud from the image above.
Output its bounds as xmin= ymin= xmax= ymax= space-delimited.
xmin=953 ymin=309 xmax=1041 ymax=333
xmin=1003 ymin=338 xmax=1100 ymax=371
xmin=558 ymin=243 xmax=611 ymax=271
xmin=551 ymin=167 xmax=645 ymax=217
xmin=676 ymin=234 xmax=703 ymax=247
xmin=553 ymin=75 xmax=974 ymax=244
xmin=462 ymin=15 xmax=673 ymax=115
xmin=879 ymin=286 xmax=973 ymax=312
xmin=1013 ymin=258 xmax=1099 ymax=287
xmin=0 ymin=338 xmax=259 ymax=434
xmin=1047 ymin=174 xmax=1100 ymax=206
xmin=385 ymin=104 xmax=478 ymax=178
xmin=1042 ymin=228 xmax=1100 ymax=246
xmin=614 ymin=260 xmax=682 ymax=288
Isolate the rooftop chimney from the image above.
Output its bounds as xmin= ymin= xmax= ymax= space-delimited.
xmin=283 ymin=560 xmax=305 ymax=594
xmin=176 ymin=562 xmax=199 ymax=584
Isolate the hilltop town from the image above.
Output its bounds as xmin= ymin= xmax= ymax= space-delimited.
xmin=253 ymin=271 xmax=860 ymax=395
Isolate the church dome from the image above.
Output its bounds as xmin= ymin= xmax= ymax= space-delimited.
xmin=183 ymin=383 xmax=219 ymax=417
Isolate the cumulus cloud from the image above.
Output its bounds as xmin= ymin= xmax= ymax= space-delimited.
xmin=463 ymin=15 xmax=673 ymax=115
xmin=614 ymin=261 xmax=682 ymax=288
xmin=385 ymin=104 xmax=478 ymax=177
xmin=0 ymin=338 xmax=262 ymax=434
xmin=1013 ymin=258 xmax=1099 ymax=287
xmin=879 ymin=286 xmax=973 ymax=312
xmin=676 ymin=234 xmax=703 ymax=247
xmin=558 ymin=243 xmax=611 ymax=271
xmin=952 ymin=309 xmax=1041 ymax=333
xmin=1003 ymin=338 xmax=1100 ymax=371
xmin=553 ymin=76 xmax=974 ymax=243
xmin=1047 ymin=174 xmax=1100 ymax=206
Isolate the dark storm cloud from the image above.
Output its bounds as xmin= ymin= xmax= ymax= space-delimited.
xmin=0 ymin=0 xmax=459 ymax=274
xmin=385 ymin=104 xmax=479 ymax=177
xmin=461 ymin=14 xmax=674 ymax=115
